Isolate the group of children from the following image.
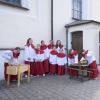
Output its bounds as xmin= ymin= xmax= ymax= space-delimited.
xmin=3 ymin=38 xmax=99 ymax=81
xmin=24 ymin=38 xmax=67 ymax=77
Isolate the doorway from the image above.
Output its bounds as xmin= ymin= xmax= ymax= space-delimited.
xmin=71 ymin=31 xmax=83 ymax=60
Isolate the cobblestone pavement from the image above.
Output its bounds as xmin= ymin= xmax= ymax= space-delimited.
xmin=0 ymin=74 xmax=100 ymax=100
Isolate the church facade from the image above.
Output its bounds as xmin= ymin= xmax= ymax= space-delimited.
xmin=0 ymin=0 xmax=100 ymax=79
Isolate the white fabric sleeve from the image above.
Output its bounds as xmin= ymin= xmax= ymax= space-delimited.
xmin=40 ymin=54 xmax=45 ymax=62
xmin=64 ymin=57 xmax=67 ymax=64
xmin=74 ymin=55 xmax=78 ymax=64
xmin=68 ymin=58 xmax=71 ymax=66
xmin=2 ymin=50 xmax=12 ymax=60
xmin=24 ymin=46 xmax=30 ymax=60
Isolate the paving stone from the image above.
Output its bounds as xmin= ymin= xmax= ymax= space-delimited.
xmin=0 ymin=75 xmax=100 ymax=100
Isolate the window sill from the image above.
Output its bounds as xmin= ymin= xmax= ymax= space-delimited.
xmin=0 ymin=1 xmax=29 ymax=10
xmin=72 ymin=17 xmax=82 ymax=21
xmin=0 ymin=48 xmax=24 ymax=50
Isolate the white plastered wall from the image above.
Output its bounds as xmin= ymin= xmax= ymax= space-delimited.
xmin=0 ymin=0 xmax=51 ymax=80
xmin=0 ymin=0 xmax=51 ymax=48
xmin=53 ymin=0 xmax=72 ymax=47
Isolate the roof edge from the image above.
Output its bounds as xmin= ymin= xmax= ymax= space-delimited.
xmin=65 ymin=20 xmax=100 ymax=28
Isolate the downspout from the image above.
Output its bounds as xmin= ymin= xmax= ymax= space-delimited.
xmin=51 ymin=0 xmax=53 ymax=40
xmin=99 ymin=31 xmax=100 ymax=65
xmin=66 ymin=26 xmax=69 ymax=66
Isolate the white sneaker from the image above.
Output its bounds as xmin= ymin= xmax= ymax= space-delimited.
xmin=43 ymin=74 xmax=45 ymax=76
xmin=25 ymin=75 xmax=28 ymax=78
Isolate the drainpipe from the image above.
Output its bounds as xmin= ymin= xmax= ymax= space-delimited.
xmin=99 ymin=31 xmax=100 ymax=65
xmin=51 ymin=0 xmax=53 ymax=40
xmin=66 ymin=27 xmax=69 ymax=66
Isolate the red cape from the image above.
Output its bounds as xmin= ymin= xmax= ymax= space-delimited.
xmin=48 ymin=44 xmax=55 ymax=49
xmin=36 ymin=49 xmax=44 ymax=54
xmin=40 ymin=45 xmax=47 ymax=50
xmin=57 ymin=53 xmax=66 ymax=58
xmin=13 ymin=52 xmax=20 ymax=58
xmin=68 ymin=54 xmax=74 ymax=59
xmin=50 ymin=50 xmax=58 ymax=55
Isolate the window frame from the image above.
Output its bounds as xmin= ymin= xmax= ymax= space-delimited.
xmin=72 ymin=0 xmax=82 ymax=20
xmin=0 ymin=0 xmax=29 ymax=10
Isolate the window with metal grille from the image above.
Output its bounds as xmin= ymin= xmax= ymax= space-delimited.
xmin=0 ymin=0 xmax=21 ymax=6
xmin=0 ymin=0 xmax=29 ymax=10
xmin=72 ymin=0 xmax=82 ymax=20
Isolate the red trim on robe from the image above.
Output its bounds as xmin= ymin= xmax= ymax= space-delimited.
xmin=68 ymin=54 xmax=74 ymax=59
xmin=57 ymin=53 xmax=66 ymax=58
xmin=36 ymin=49 xmax=44 ymax=54
xmin=40 ymin=45 xmax=47 ymax=50
xmin=48 ymin=44 xmax=55 ymax=49
xmin=50 ymin=50 xmax=58 ymax=55
xmin=12 ymin=52 xmax=20 ymax=58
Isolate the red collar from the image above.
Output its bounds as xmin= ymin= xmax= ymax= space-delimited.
xmin=68 ymin=54 xmax=74 ymax=59
xmin=57 ymin=53 xmax=66 ymax=58
xmin=13 ymin=52 xmax=20 ymax=58
xmin=48 ymin=44 xmax=55 ymax=49
xmin=50 ymin=50 xmax=58 ymax=55
xmin=36 ymin=49 xmax=44 ymax=54
xmin=40 ymin=45 xmax=47 ymax=50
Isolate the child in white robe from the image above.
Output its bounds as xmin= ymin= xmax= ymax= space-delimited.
xmin=2 ymin=47 xmax=20 ymax=81
xmin=35 ymin=44 xmax=45 ymax=76
xmin=57 ymin=49 xmax=67 ymax=75
xmin=49 ymin=47 xmax=58 ymax=74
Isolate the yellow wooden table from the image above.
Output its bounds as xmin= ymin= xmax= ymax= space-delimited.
xmin=6 ymin=64 xmax=30 ymax=87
